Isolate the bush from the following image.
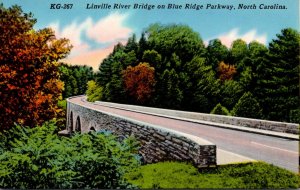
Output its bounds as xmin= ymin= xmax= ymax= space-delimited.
xmin=231 ymin=92 xmax=263 ymax=119
xmin=211 ymin=103 xmax=230 ymax=115
xmin=0 ymin=121 xmax=139 ymax=189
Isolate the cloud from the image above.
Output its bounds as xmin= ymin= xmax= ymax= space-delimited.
xmin=48 ymin=12 xmax=132 ymax=70
xmin=206 ymin=28 xmax=267 ymax=48
xmin=62 ymin=45 xmax=114 ymax=71
xmin=86 ymin=12 xmax=132 ymax=43
xmin=49 ymin=19 xmax=92 ymax=55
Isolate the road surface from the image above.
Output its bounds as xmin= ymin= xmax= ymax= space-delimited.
xmin=71 ymin=96 xmax=299 ymax=173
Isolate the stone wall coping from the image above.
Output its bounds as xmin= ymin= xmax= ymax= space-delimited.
xmin=95 ymin=100 xmax=298 ymax=126
xmin=94 ymin=101 xmax=299 ymax=140
xmin=68 ymin=98 xmax=214 ymax=146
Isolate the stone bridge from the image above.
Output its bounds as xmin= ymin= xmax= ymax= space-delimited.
xmin=65 ymin=95 xmax=299 ymax=172
xmin=66 ymin=96 xmax=217 ymax=168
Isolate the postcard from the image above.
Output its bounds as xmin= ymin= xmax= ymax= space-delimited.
xmin=0 ymin=0 xmax=299 ymax=189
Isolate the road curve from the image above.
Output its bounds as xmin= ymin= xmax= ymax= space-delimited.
xmin=70 ymin=96 xmax=299 ymax=173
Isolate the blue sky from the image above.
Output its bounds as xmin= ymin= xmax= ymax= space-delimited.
xmin=2 ymin=0 xmax=299 ymax=70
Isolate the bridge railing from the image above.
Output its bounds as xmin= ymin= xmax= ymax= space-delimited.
xmin=95 ymin=101 xmax=299 ymax=135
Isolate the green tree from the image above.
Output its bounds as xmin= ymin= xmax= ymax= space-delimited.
xmin=221 ymin=80 xmax=244 ymax=110
xmin=146 ymin=24 xmax=206 ymax=64
xmin=86 ymin=80 xmax=103 ymax=102
xmin=142 ymin=50 xmax=162 ymax=70
xmin=211 ymin=103 xmax=230 ymax=115
xmin=257 ymin=28 xmax=300 ymax=121
xmin=239 ymin=41 xmax=268 ymax=92
xmin=206 ymin=39 xmax=229 ymax=70
xmin=231 ymin=92 xmax=263 ymax=119
xmin=156 ymin=69 xmax=183 ymax=109
xmin=183 ymin=56 xmax=220 ymax=112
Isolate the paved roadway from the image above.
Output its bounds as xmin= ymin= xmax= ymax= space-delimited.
xmin=72 ymin=96 xmax=299 ymax=173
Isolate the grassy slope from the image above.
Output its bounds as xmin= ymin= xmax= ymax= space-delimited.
xmin=125 ymin=161 xmax=299 ymax=189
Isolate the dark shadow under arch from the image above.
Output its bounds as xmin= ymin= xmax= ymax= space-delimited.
xmin=75 ymin=116 xmax=81 ymax=132
xmin=70 ymin=112 xmax=73 ymax=133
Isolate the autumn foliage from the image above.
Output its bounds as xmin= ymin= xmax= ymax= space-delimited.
xmin=0 ymin=5 xmax=72 ymax=130
xmin=217 ymin=61 xmax=237 ymax=81
xmin=122 ymin=63 xmax=156 ymax=104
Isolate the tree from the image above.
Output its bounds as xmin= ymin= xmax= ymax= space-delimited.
xmin=206 ymin=39 xmax=229 ymax=70
xmin=210 ymin=103 xmax=229 ymax=115
xmin=230 ymin=39 xmax=248 ymax=66
xmin=142 ymin=50 xmax=162 ymax=70
xmin=239 ymin=41 xmax=268 ymax=92
xmin=217 ymin=61 xmax=237 ymax=82
xmin=220 ymin=80 xmax=245 ymax=110
xmin=256 ymin=28 xmax=300 ymax=121
xmin=0 ymin=5 xmax=71 ymax=130
xmin=183 ymin=56 xmax=220 ymax=112
xmin=231 ymin=92 xmax=263 ymax=119
xmin=122 ymin=63 xmax=156 ymax=104
xmin=86 ymin=80 xmax=103 ymax=102
xmin=146 ymin=24 xmax=206 ymax=64
xmin=156 ymin=69 xmax=183 ymax=109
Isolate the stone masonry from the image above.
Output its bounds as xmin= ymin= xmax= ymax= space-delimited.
xmin=67 ymin=98 xmax=216 ymax=168
xmin=96 ymin=101 xmax=299 ymax=134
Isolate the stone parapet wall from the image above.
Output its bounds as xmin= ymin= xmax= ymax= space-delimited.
xmin=95 ymin=101 xmax=299 ymax=134
xmin=67 ymin=99 xmax=216 ymax=168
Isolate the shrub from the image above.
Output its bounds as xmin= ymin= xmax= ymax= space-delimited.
xmin=0 ymin=121 xmax=139 ymax=189
xmin=211 ymin=103 xmax=230 ymax=115
xmin=231 ymin=92 xmax=263 ymax=119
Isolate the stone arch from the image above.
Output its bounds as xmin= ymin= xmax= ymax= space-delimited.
xmin=69 ymin=111 xmax=73 ymax=133
xmin=75 ymin=116 xmax=81 ymax=132
xmin=88 ymin=120 xmax=98 ymax=132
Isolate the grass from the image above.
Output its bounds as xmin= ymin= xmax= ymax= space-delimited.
xmin=125 ymin=161 xmax=299 ymax=189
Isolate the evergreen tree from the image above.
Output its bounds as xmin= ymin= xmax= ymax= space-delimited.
xmin=232 ymin=92 xmax=263 ymax=119
xmin=257 ymin=28 xmax=299 ymax=121
xmin=211 ymin=103 xmax=230 ymax=115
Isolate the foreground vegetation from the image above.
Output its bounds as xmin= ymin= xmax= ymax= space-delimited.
xmin=0 ymin=121 xmax=140 ymax=189
xmin=126 ymin=161 xmax=300 ymax=189
xmin=0 ymin=121 xmax=298 ymax=189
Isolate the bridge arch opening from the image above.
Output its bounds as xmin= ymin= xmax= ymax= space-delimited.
xmin=75 ymin=116 xmax=81 ymax=132
xmin=90 ymin=127 xmax=96 ymax=131
xmin=70 ymin=111 xmax=73 ymax=133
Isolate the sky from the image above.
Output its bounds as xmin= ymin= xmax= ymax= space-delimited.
xmin=2 ymin=0 xmax=299 ymax=70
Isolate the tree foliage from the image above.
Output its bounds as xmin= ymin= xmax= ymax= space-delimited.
xmin=0 ymin=121 xmax=139 ymax=189
xmin=0 ymin=5 xmax=72 ymax=130
xmin=217 ymin=61 xmax=237 ymax=82
xmin=93 ymin=23 xmax=298 ymax=122
xmin=86 ymin=80 xmax=103 ymax=102
xmin=59 ymin=64 xmax=94 ymax=99
xmin=122 ymin=63 xmax=156 ymax=104
xmin=211 ymin=103 xmax=230 ymax=116
xmin=232 ymin=92 xmax=263 ymax=119
xmin=256 ymin=28 xmax=300 ymax=121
